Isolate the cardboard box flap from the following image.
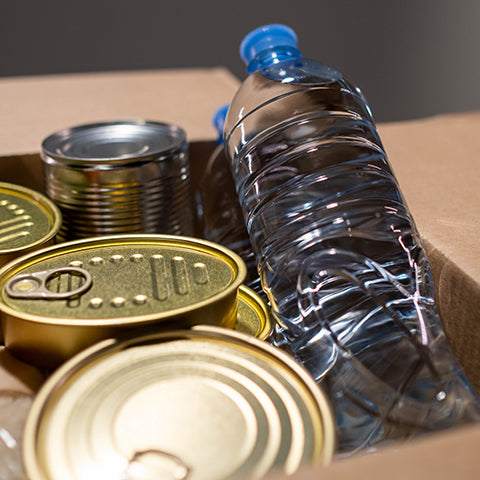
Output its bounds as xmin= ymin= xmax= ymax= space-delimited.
xmin=0 ymin=67 xmax=240 ymax=156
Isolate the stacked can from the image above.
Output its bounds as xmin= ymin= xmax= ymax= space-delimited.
xmin=41 ymin=120 xmax=193 ymax=241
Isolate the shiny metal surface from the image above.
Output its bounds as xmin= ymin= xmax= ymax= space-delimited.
xmin=42 ymin=121 xmax=185 ymax=163
xmin=0 ymin=234 xmax=246 ymax=368
xmin=41 ymin=120 xmax=193 ymax=240
xmin=0 ymin=182 xmax=61 ymax=268
xmin=5 ymin=267 xmax=92 ymax=300
xmin=23 ymin=326 xmax=335 ymax=480
xmin=235 ymin=284 xmax=273 ymax=341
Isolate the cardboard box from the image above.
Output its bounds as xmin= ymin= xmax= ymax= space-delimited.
xmin=0 ymin=69 xmax=479 ymax=478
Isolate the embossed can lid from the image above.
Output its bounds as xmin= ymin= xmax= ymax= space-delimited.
xmin=23 ymin=326 xmax=335 ymax=480
xmin=0 ymin=234 xmax=247 ymax=367
xmin=0 ymin=182 xmax=61 ymax=266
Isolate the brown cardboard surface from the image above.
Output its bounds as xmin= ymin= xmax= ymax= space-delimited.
xmin=264 ymin=424 xmax=480 ymax=480
xmin=379 ymin=114 xmax=480 ymax=390
xmin=0 ymin=347 xmax=45 ymax=395
xmin=0 ymin=67 xmax=238 ymax=197
xmin=0 ymin=70 xmax=479 ymax=479
xmin=379 ymin=113 xmax=480 ymax=284
xmin=0 ymin=67 xmax=239 ymax=155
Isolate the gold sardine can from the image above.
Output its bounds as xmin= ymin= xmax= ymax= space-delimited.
xmin=0 ymin=234 xmax=247 ymax=368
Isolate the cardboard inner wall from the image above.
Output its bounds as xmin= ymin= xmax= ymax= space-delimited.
xmin=379 ymin=113 xmax=480 ymax=391
xmin=0 ymin=69 xmax=479 ymax=478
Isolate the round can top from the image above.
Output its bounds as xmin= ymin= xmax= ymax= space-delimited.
xmin=23 ymin=326 xmax=335 ymax=480
xmin=0 ymin=182 xmax=61 ymax=256
xmin=0 ymin=234 xmax=246 ymax=326
xmin=41 ymin=120 xmax=187 ymax=164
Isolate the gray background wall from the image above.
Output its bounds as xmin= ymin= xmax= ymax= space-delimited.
xmin=2 ymin=0 xmax=480 ymax=123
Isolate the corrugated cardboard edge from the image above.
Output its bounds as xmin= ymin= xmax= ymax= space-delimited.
xmin=425 ymin=238 xmax=480 ymax=390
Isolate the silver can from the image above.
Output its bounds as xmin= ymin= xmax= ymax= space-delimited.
xmin=41 ymin=120 xmax=193 ymax=241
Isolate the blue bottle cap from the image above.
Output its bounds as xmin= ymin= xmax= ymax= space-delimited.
xmin=240 ymin=24 xmax=298 ymax=65
xmin=212 ymin=103 xmax=229 ymax=143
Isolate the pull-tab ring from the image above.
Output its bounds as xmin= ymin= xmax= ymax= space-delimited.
xmin=5 ymin=267 xmax=92 ymax=300
xmin=123 ymin=449 xmax=190 ymax=480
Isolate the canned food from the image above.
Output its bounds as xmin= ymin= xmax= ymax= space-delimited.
xmin=41 ymin=120 xmax=193 ymax=241
xmin=0 ymin=182 xmax=61 ymax=268
xmin=235 ymin=284 xmax=273 ymax=341
xmin=23 ymin=325 xmax=335 ymax=480
xmin=0 ymin=234 xmax=246 ymax=368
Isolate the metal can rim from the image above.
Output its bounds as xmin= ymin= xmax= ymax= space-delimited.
xmin=0 ymin=234 xmax=247 ymax=327
xmin=236 ymin=284 xmax=273 ymax=341
xmin=41 ymin=119 xmax=187 ymax=165
xmin=0 ymin=182 xmax=62 ymax=255
xmin=23 ymin=325 xmax=336 ymax=480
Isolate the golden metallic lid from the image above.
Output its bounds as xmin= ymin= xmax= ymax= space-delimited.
xmin=0 ymin=182 xmax=61 ymax=266
xmin=23 ymin=326 xmax=335 ymax=480
xmin=235 ymin=285 xmax=273 ymax=341
xmin=0 ymin=234 xmax=247 ymax=367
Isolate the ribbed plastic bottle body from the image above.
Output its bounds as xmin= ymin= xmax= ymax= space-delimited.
xmin=225 ymin=57 xmax=480 ymax=453
xmin=198 ymin=143 xmax=262 ymax=293
xmin=225 ymin=60 xmax=403 ymax=323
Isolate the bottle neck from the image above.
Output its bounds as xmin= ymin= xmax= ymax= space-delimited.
xmin=247 ymin=46 xmax=302 ymax=74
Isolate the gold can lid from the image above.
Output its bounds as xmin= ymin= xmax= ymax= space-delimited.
xmin=235 ymin=285 xmax=273 ymax=341
xmin=0 ymin=234 xmax=245 ymax=323
xmin=0 ymin=182 xmax=61 ymax=259
xmin=23 ymin=326 xmax=335 ymax=480
xmin=0 ymin=235 xmax=247 ymax=366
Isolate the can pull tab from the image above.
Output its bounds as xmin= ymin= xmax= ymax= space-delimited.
xmin=5 ymin=267 xmax=93 ymax=300
xmin=124 ymin=450 xmax=190 ymax=480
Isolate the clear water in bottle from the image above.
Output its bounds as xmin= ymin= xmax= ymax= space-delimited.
xmin=224 ymin=24 xmax=480 ymax=454
xmin=198 ymin=105 xmax=263 ymax=294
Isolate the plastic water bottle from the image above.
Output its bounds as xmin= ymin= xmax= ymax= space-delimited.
xmin=223 ymin=24 xmax=480 ymax=454
xmin=198 ymin=105 xmax=262 ymax=293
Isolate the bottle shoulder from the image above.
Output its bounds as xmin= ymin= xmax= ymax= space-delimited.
xmin=225 ymin=57 xmax=369 ymax=134
xmin=259 ymin=57 xmax=342 ymax=85
xmin=224 ymin=59 xmax=373 ymax=156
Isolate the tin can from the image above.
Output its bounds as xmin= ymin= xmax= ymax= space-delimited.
xmin=0 ymin=182 xmax=61 ymax=268
xmin=0 ymin=234 xmax=246 ymax=368
xmin=23 ymin=325 xmax=335 ymax=480
xmin=235 ymin=284 xmax=273 ymax=341
xmin=41 ymin=120 xmax=193 ymax=241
